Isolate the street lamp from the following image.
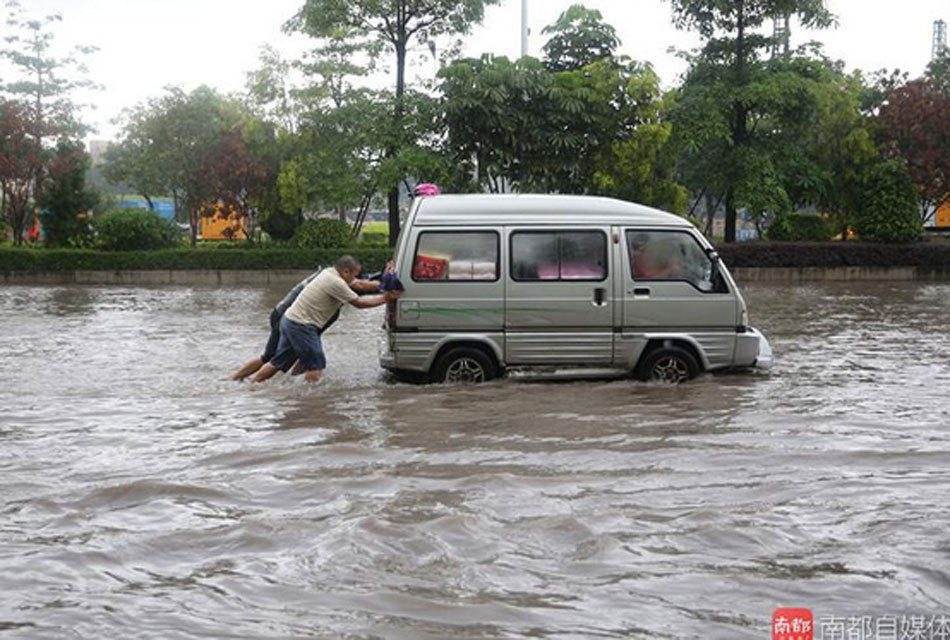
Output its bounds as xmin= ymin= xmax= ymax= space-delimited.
xmin=521 ymin=0 xmax=528 ymax=58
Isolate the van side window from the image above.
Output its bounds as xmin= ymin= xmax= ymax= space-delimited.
xmin=412 ymin=231 xmax=499 ymax=281
xmin=511 ymin=231 xmax=607 ymax=281
xmin=626 ymin=230 xmax=722 ymax=292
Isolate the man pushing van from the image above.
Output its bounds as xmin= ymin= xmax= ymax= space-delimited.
xmin=250 ymin=255 xmax=401 ymax=384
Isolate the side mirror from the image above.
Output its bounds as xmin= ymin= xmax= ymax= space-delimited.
xmin=706 ymin=249 xmax=720 ymax=261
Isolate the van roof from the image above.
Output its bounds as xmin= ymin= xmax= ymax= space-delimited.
xmin=412 ymin=194 xmax=689 ymax=227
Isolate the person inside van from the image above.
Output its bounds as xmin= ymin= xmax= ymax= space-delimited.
xmin=631 ymin=233 xmax=680 ymax=279
xmin=250 ymin=255 xmax=402 ymax=384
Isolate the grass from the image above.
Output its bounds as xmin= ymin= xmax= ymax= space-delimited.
xmin=360 ymin=221 xmax=389 ymax=235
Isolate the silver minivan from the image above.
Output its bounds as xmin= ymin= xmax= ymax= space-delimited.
xmin=379 ymin=194 xmax=772 ymax=383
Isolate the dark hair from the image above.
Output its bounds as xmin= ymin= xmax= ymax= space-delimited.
xmin=336 ymin=255 xmax=361 ymax=271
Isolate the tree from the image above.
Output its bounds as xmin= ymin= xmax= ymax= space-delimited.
xmin=805 ymin=68 xmax=878 ymax=237
xmin=876 ymin=79 xmax=950 ymax=223
xmin=104 ymin=86 xmax=242 ymax=247
xmin=541 ymin=4 xmax=620 ymax=72
xmin=38 ymin=141 xmax=100 ymax=247
xmin=925 ymin=49 xmax=950 ymax=95
xmin=287 ymin=0 xmax=501 ymax=245
xmin=2 ymin=0 xmax=100 ymax=204
xmin=439 ymin=54 xmax=686 ymax=212
xmin=194 ymin=128 xmax=269 ymax=241
xmin=666 ymin=0 xmax=835 ymax=241
xmin=585 ymin=60 xmax=686 ymax=213
xmin=673 ymin=49 xmax=840 ymax=236
xmin=0 ymin=100 xmax=42 ymax=244
xmin=855 ymin=159 xmax=921 ymax=243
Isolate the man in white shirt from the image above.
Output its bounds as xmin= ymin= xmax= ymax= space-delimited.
xmin=230 ymin=264 xmax=387 ymax=381
xmin=250 ymin=255 xmax=401 ymax=384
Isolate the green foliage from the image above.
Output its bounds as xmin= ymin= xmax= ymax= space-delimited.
xmin=258 ymin=202 xmax=301 ymax=241
xmin=289 ymin=0 xmax=501 ymax=65
xmin=358 ymin=232 xmax=388 ymax=246
xmin=38 ymin=142 xmax=100 ymax=247
xmin=93 ymin=209 xmax=182 ymax=251
xmin=855 ymin=161 xmax=922 ymax=243
xmin=876 ymin=79 xmax=950 ymax=216
xmin=541 ymin=4 xmax=620 ymax=72
xmin=802 ymin=69 xmax=878 ymax=235
xmin=103 ymin=86 xmax=251 ymax=246
xmin=288 ymin=0 xmax=502 ymax=245
xmin=2 ymin=1 xmax=100 ymax=140
xmin=292 ymin=218 xmax=352 ymax=249
xmin=439 ymin=54 xmax=686 ymax=211
xmin=925 ymin=49 xmax=950 ymax=95
xmin=666 ymin=0 xmax=836 ymax=241
xmin=0 ymin=247 xmax=393 ymax=273
xmin=765 ymin=212 xmax=832 ymax=241
xmin=668 ymin=0 xmax=835 ymax=38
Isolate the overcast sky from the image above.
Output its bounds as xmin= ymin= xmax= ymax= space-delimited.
xmin=3 ymin=0 xmax=946 ymax=143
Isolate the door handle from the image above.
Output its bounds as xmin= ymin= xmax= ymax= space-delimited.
xmin=592 ymin=287 xmax=607 ymax=306
xmin=633 ymin=287 xmax=650 ymax=296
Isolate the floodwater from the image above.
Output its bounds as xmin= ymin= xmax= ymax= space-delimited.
xmin=1 ymin=281 xmax=949 ymax=639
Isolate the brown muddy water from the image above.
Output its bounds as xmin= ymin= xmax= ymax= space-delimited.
xmin=1 ymin=282 xmax=949 ymax=639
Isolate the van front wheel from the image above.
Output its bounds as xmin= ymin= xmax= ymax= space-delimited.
xmin=431 ymin=347 xmax=498 ymax=384
xmin=638 ymin=346 xmax=700 ymax=384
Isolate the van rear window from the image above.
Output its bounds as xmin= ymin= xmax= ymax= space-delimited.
xmin=511 ymin=231 xmax=607 ymax=281
xmin=412 ymin=231 xmax=499 ymax=282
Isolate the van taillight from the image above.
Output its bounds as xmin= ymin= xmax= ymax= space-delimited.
xmin=386 ymin=300 xmax=397 ymax=329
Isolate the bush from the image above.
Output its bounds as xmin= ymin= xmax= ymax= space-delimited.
xmin=0 ymin=247 xmax=393 ymax=273
xmin=93 ymin=208 xmax=182 ymax=251
xmin=715 ymin=242 xmax=950 ymax=268
xmin=766 ymin=212 xmax=833 ymax=242
xmin=358 ymin=232 xmax=389 ymax=246
xmin=259 ymin=207 xmax=300 ymax=242
xmin=292 ymin=218 xmax=352 ymax=249
xmin=855 ymin=161 xmax=923 ymax=243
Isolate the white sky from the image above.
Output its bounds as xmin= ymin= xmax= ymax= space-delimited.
xmin=2 ymin=0 xmax=946 ymax=143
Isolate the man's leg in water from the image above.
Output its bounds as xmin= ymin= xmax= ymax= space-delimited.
xmin=231 ymin=357 xmax=264 ymax=381
xmin=237 ymin=309 xmax=282 ymax=381
xmin=304 ymin=369 xmax=323 ymax=383
xmin=290 ymin=360 xmax=304 ymax=376
xmin=250 ymin=362 xmax=281 ymax=383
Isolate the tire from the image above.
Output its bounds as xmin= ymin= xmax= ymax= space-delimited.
xmin=637 ymin=346 xmax=700 ymax=384
xmin=430 ymin=346 xmax=498 ymax=384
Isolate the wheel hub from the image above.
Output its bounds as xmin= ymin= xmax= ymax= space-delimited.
xmin=651 ymin=356 xmax=690 ymax=383
xmin=445 ymin=358 xmax=486 ymax=383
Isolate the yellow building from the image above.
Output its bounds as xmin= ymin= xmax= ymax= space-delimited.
xmin=199 ymin=201 xmax=247 ymax=241
xmin=936 ymin=200 xmax=950 ymax=229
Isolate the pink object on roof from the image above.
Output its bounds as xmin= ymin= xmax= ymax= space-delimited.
xmin=414 ymin=183 xmax=440 ymax=197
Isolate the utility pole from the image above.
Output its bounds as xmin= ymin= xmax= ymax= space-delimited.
xmin=521 ymin=0 xmax=528 ymax=58
xmin=771 ymin=12 xmax=791 ymax=59
xmin=934 ymin=20 xmax=947 ymax=60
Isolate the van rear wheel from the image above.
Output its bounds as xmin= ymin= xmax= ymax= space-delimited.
xmin=638 ymin=346 xmax=700 ymax=384
xmin=431 ymin=347 xmax=498 ymax=384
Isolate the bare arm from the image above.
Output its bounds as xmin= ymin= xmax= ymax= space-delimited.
xmin=350 ymin=280 xmax=381 ymax=294
xmin=349 ymin=291 xmax=400 ymax=309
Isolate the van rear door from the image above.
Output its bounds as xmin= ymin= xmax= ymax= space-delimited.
xmin=399 ymin=228 xmax=504 ymax=332
xmin=504 ymin=227 xmax=614 ymax=365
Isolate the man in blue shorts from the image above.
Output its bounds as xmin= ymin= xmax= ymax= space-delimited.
xmin=250 ymin=255 xmax=401 ymax=384
xmin=230 ymin=260 xmax=389 ymax=381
